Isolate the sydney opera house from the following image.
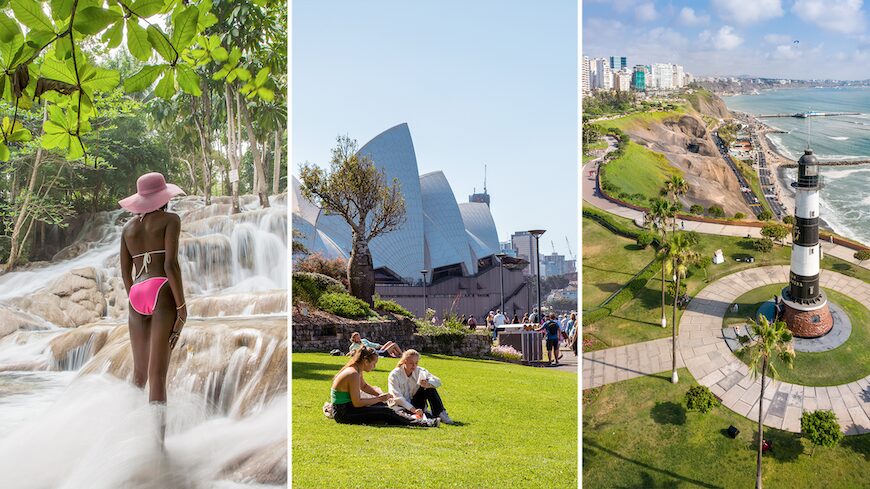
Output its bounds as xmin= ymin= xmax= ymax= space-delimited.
xmin=292 ymin=123 xmax=530 ymax=318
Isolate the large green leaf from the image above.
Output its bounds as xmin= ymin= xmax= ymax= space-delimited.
xmin=67 ymin=136 xmax=85 ymax=159
xmin=147 ymin=25 xmax=175 ymax=63
xmin=175 ymin=64 xmax=201 ymax=96
xmin=73 ymin=6 xmax=122 ymax=35
xmin=0 ymin=33 xmax=24 ymax=70
xmin=50 ymin=0 xmax=76 ymax=21
xmin=0 ymin=142 xmax=9 ymax=161
xmin=47 ymin=104 xmax=69 ymax=129
xmin=171 ymin=6 xmax=199 ymax=49
xmin=254 ymin=67 xmax=269 ymax=87
xmin=131 ymin=0 xmax=165 ymax=17
xmin=80 ymin=64 xmax=119 ymax=93
xmin=124 ymin=64 xmax=164 ymax=92
xmin=11 ymin=0 xmax=55 ymax=33
xmin=40 ymin=57 xmax=78 ymax=85
xmin=126 ymin=19 xmax=151 ymax=61
xmin=0 ymin=12 xmax=21 ymax=43
xmin=154 ymin=67 xmax=175 ymax=100
xmin=101 ymin=18 xmax=124 ymax=48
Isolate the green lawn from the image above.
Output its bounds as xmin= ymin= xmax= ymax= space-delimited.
xmin=598 ymin=108 xmax=686 ymax=133
xmin=582 ymin=217 xmax=656 ymax=309
xmin=724 ymin=284 xmax=870 ymax=386
xmin=292 ymin=353 xmax=578 ymax=489
xmin=583 ymin=369 xmax=870 ymax=488
xmin=599 ymin=141 xmax=682 ymax=207
xmin=582 ymin=209 xmax=870 ymax=351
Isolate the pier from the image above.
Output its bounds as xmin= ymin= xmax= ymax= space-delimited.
xmin=757 ymin=112 xmax=862 ymax=118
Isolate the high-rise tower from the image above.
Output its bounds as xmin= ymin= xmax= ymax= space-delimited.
xmin=780 ymin=148 xmax=833 ymax=337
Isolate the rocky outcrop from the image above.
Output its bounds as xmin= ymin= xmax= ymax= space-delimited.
xmin=623 ymin=113 xmax=753 ymax=216
xmin=687 ymin=90 xmax=731 ymax=119
xmin=11 ymin=267 xmax=110 ymax=328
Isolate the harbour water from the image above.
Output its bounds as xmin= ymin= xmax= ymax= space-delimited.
xmin=724 ymin=88 xmax=870 ymax=246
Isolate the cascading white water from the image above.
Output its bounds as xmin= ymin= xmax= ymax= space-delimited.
xmin=0 ymin=194 xmax=288 ymax=488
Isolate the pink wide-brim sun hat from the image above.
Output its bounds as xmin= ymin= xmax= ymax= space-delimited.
xmin=119 ymin=172 xmax=185 ymax=214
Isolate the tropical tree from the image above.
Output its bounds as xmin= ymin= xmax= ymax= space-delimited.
xmin=664 ymin=231 xmax=699 ymax=383
xmin=664 ymin=175 xmax=689 ymax=205
xmin=646 ymin=197 xmax=679 ymax=328
xmin=299 ymin=136 xmax=406 ymax=305
xmin=740 ymin=315 xmax=794 ymax=489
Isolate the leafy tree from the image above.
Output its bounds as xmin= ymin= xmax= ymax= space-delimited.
xmin=646 ymin=197 xmax=679 ymax=329
xmin=761 ymin=223 xmax=789 ymax=245
xmin=636 ymin=230 xmax=655 ymax=248
xmin=734 ymin=212 xmax=745 ymax=219
xmin=689 ymin=204 xmax=704 ymax=215
xmin=754 ymin=237 xmax=774 ymax=254
xmin=782 ymin=215 xmax=795 ymax=226
xmin=664 ymin=175 xmax=689 ymax=204
xmin=299 ymin=136 xmax=406 ymax=306
xmin=698 ymin=255 xmax=712 ymax=282
xmin=800 ymin=410 xmax=843 ymax=455
xmin=664 ymin=231 xmax=699 ymax=383
xmin=707 ymin=205 xmax=725 ymax=218
xmin=740 ymin=315 xmax=794 ymax=489
xmin=853 ymin=249 xmax=870 ymax=265
xmin=758 ymin=209 xmax=773 ymax=221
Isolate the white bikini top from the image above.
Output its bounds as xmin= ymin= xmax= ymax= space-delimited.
xmin=132 ymin=250 xmax=166 ymax=280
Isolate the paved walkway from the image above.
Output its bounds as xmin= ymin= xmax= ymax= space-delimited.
xmin=680 ymin=265 xmax=870 ymax=435
xmin=583 ymin=337 xmax=684 ymax=389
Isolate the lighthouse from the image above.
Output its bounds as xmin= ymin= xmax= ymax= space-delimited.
xmin=780 ymin=148 xmax=833 ymax=338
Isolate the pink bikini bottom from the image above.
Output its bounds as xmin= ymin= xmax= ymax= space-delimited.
xmin=129 ymin=277 xmax=169 ymax=316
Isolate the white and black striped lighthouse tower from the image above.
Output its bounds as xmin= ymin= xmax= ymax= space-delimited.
xmin=780 ymin=148 xmax=833 ymax=338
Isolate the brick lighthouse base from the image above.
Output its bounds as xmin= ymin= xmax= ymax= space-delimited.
xmin=779 ymin=287 xmax=833 ymax=338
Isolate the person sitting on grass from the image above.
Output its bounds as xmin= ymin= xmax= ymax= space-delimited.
xmin=348 ymin=331 xmax=402 ymax=357
xmin=388 ymin=350 xmax=454 ymax=425
xmin=329 ymin=347 xmax=439 ymax=427
xmin=536 ymin=313 xmax=563 ymax=366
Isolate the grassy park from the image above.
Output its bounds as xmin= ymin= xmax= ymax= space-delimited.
xmin=724 ymin=285 xmax=870 ymax=386
xmin=583 ymin=369 xmax=870 ymax=488
xmin=582 ymin=217 xmax=656 ymax=309
xmin=599 ymin=141 xmax=682 ymax=207
xmin=292 ymin=353 xmax=578 ymax=489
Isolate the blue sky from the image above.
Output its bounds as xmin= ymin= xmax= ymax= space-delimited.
xmin=583 ymin=0 xmax=870 ymax=80
xmin=292 ymin=1 xmax=578 ymax=257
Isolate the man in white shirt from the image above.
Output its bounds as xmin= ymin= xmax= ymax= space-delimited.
xmin=492 ymin=309 xmax=506 ymax=340
xmin=388 ymin=350 xmax=454 ymax=424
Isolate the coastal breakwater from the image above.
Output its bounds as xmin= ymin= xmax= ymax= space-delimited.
xmin=0 ymin=194 xmax=288 ymax=488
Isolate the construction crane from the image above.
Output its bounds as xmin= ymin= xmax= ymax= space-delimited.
xmin=551 ymin=240 xmax=557 ymax=254
xmin=565 ymin=236 xmax=575 ymax=260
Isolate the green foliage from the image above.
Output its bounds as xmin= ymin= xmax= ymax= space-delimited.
xmin=801 ymin=410 xmax=843 ymax=451
xmin=582 ymin=206 xmax=645 ymax=241
xmin=684 ymin=386 xmax=719 ymax=413
xmin=294 ymin=253 xmax=348 ymax=288
xmin=583 ymin=90 xmax=636 ymax=117
xmin=734 ymin=212 xmax=745 ymax=219
xmin=636 ymin=230 xmax=656 ymax=249
xmin=583 ymin=259 xmax=659 ymax=326
xmin=783 ymin=215 xmax=796 ymax=226
xmin=373 ymin=297 xmax=413 ymax=318
xmin=689 ymin=204 xmax=704 ymax=215
xmin=706 ymin=205 xmax=725 ymax=218
xmin=316 ymin=292 xmax=372 ymax=319
xmin=754 ymin=237 xmax=774 ymax=253
xmin=761 ymin=223 xmax=789 ymax=243
xmin=853 ymin=249 xmax=870 ymax=262
xmin=292 ymin=271 xmax=344 ymax=305
xmin=758 ymin=210 xmax=773 ymax=221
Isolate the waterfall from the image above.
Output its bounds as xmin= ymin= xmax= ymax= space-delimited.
xmin=0 ymin=194 xmax=288 ymax=488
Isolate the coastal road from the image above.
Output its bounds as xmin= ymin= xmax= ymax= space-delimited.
xmin=711 ymin=131 xmax=766 ymax=219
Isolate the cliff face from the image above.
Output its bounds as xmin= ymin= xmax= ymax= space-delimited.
xmin=624 ymin=111 xmax=753 ymax=217
xmin=687 ymin=90 xmax=731 ymax=119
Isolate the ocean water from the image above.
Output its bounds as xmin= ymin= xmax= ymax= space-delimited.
xmin=724 ymin=88 xmax=870 ymax=246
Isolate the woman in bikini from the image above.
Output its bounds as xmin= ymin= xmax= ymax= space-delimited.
xmin=118 ymin=173 xmax=187 ymax=429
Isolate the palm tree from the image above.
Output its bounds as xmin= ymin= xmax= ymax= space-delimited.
xmin=647 ymin=197 xmax=680 ymax=328
xmin=664 ymin=232 xmax=699 ymax=383
xmin=665 ymin=175 xmax=689 ymax=205
xmin=741 ymin=315 xmax=794 ymax=489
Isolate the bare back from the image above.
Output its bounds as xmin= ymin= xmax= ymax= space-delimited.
xmin=119 ymin=210 xmax=184 ymax=306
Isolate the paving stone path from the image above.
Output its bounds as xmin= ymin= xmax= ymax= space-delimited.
xmin=680 ymin=265 xmax=870 ymax=435
xmin=583 ymin=337 xmax=684 ymax=389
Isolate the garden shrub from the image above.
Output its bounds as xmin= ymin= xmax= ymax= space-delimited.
xmin=636 ymin=230 xmax=656 ymax=248
xmin=734 ymin=212 xmax=745 ymax=219
xmin=758 ymin=210 xmax=773 ymax=221
xmin=685 ymin=386 xmax=719 ymax=413
xmin=801 ymin=410 xmax=843 ymax=453
xmin=690 ymin=204 xmax=704 ymax=215
xmin=490 ymin=345 xmax=522 ymax=361
xmin=317 ymin=292 xmax=372 ymax=319
xmin=292 ymin=272 xmax=345 ymax=305
xmin=707 ymin=205 xmax=725 ymax=218
xmin=754 ymin=237 xmax=774 ymax=253
xmin=294 ymin=253 xmax=349 ymax=288
xmin=373 ymin=297 xmax=414 ymax=318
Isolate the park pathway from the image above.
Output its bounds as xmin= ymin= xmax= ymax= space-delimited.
xmin=582 ymin=337 xmax=684 ymax=389
xmin=679 ymin=266 xmax=870 ymax=434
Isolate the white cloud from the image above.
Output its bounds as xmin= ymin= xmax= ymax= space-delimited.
xmin=792 ymin=0 xmax=865 ymax=34
xmin=712 ymin=0 xmax=784 ymax=24
xmin=699 ymin=25 xmax=744 ymax=49
xmin=764 ymin=34 xmax=792 ymax=44
xmin=771 ymin=44 xmax=801 ymax=59
xmin=679 ymin=7 xmax=710 ymax=26
xmin=648 ymin=27 xmax=689 ymax=47
xmin=635 ymin=2 xmax=658 ymax=22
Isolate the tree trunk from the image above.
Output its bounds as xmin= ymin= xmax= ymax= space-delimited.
xmin=225 ymin=84 xmax=240 ymax=213
xmin=671 ymin=271 xmax=679 ymax=383
xmin=6 ymin=106 xmax=47 ymax=271
xmin=660 ymin=260 xmax=667 ymax=328
xmin=348 ymin=233 xmax=375 ymax=306
xmin=272 ymin=128 xmax=281 ymax=194
xmin=238 ymin=99 xmax=269 ymax=208
xmin=756 ymin=358 xmax=767 ymax=489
